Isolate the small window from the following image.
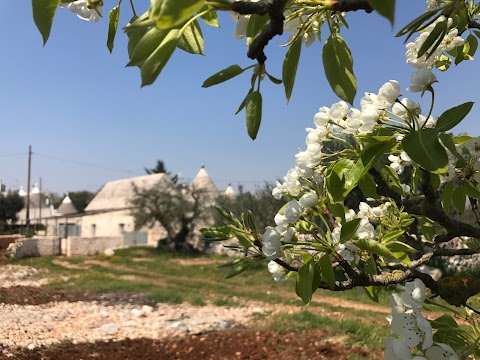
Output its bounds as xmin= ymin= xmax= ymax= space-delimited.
xmin=91 ymin=224 xmax=96 ymax=237
xmin=119 ymin=223 xmax=125 ymax=234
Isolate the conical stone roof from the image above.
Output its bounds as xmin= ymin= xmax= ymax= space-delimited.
xmin=57 ymin=194 xmax=78 ymax=215
xmin=191 ymin=165 xmax=218 ymax=194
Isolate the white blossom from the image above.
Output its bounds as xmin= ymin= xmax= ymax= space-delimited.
xmin=229 ymin=0 xmax=260 ymax=39
xmin=283 ymin=200 xmax=303 ymax=224
xmin=377 ymin=81 xmax=401 ymax=108
xmin=424 ymin=343 xmax=459 ymax=360
xmin=299 ymin=191 xmax=318 ymax=208
xmin=384 ymin=337 xmax=417 ymax=360
xmin=262 ymin=227 xmax=282 ymax=259
xmin=268 ymin=261 xmax=287 ymax=281
xmin=60 ymin=0 xmax=103 ymax=22
xmin=392 ymin=98 xmax=421 ymax=118
xmin=407 ymin=70 xmax=437 ymax=93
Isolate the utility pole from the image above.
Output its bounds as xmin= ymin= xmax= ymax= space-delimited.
xmin=26 ymin=145 xmax=32 ymax=233
xmin=38 ymin=177 xmax=42 ymax=230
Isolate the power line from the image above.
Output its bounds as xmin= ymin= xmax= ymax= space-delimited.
xmin=0 ymin=153 xmax=25 ymax=158
xmin=35 ymin=153 xmax=135 ymax=175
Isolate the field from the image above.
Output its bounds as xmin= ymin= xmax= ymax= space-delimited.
xmin=0 ymin=247 xmax=392 ymax=359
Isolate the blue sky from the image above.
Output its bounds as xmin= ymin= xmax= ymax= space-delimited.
xmin=0 ymin=1 xmax=478 ymax=195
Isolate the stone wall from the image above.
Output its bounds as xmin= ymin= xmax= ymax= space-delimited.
xmin=64 ymin=236 xmax=124 ymax=257
xmin=0 ymin=235 xmax=24 ymax=250
xmin=12 ymin=237 xmax=61 ymax=259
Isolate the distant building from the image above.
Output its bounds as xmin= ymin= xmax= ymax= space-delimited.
xmin=40 ymin=166 xmax=220 ymax=247
xmin=16 ymin=183 xmax=55 ymax=226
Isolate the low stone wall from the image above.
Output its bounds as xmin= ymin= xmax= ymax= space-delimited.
xmin=65 ymin=236 xmax=123 ymax=257
xmin=0 ymin=235 xmax=24 ymax=250
xmin=12 ymin=237 xmax=61 ymax=259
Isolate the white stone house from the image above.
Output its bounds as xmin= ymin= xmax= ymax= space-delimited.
xmin=41 ymin=166 xmax=233 ymax=247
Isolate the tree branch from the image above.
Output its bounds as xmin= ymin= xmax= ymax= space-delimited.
xmin=213 ymin=0 xmax=374 ymax=63
xmin=327 ymin=0 xmax=373 ymax=13
xmin=232 ymin=0 xmax=288 ymax=63
xmin=468 ymin=20 xmax=480 ymax=30
xmin=369 ymin=168 xmax=480 ymax=242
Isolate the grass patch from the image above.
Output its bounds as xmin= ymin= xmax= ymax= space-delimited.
xmin=9 ymin=247 xmax=389 ymax=313
xmin=271 ymin=310 xmax=389 ymax=349
xmin=148 ymin=288 xmax=184 ymax=304
xmin=212 ymin=298 xmax=240 ymax=307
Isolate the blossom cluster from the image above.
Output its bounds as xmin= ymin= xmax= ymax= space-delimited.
xmin=385 ymin=279 xmax=459 ymax=360
xmin=405 ymin=16 xmax=464 ymax=70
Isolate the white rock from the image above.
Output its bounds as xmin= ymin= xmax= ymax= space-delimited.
xmin=141 ymin=305 xmax=154 ymax=315
xmin=130 ymin=309 xmax=143 ymax=317
xmin=99 ymin=323 xmax=118 ymax=334
xmin=104 ymin=249 xmax=115 ymax=256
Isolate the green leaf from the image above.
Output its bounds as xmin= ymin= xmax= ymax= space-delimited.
xmin=327 ymin=159 xmax=355 ymax=202
xmin=464 ymin=180 xmax=480 ymax=199
xmin=382 ymin=230 xmax=405 ymax=243
xmin=215 ymin=206 xmax=243 ymax=228
xmin=328 ymin=202 xmax=345 ymax=223
xmin=107 ymin=5 xmax=121 ymax=53
xmin=141 ymin=29 xmax=182 ymax=86
xmin=436 ymin=102 xmax=474 ymax=132
xmin=225 ymin=260 xmax=251 ymax=279
xmin=385 ymin=240 xmax=417 ymax=253
xmin=200 ymin=226 xmax=233 ymax=241
xmin=319 ymin=254 xmax=335 ymax=290
xmin=200 ymin=7 xmax=219 ymax=27
xmin=282 ymin=36 xmax=302 ymax=103
xmin=32 ymin=0 xmax=61 ymax=45
xmin=322 ymin=34 xmax=356 ymax=104
xmin=367 ymin=0 xmax=395 ymax=25
xmin=441 ymin=181 xmax=454 ymax=213
xmin=246 ymin=14 xmax=269 ymax=39
xmin=418 ymin=20 xmax=447 ymax=58
xmin=364 ymin=286 xmax=380 ymax=302
xmin=452 ymin=135 xmax=476 ymax=144
xmin=435 ymin=53 xmax=451 ymax=71
xmin=452 ymin=185 xmax=466 ymax=214
xmin=358 ymin=173 xmax=379 ymax=199
xmin=230 ymin=228 xmax=254 ymax=248
xmin=402 ymin=129 xmax=449 ymax=173
xmin=149 ymin=0 xmax=205 ymax=29
xmin=126 ymin=16 xmax=149 ymax=60
xmin=340 ymin=218 xmax=362 ymax=243
xmin=467 ymin=34 xmax=478 ymax=56
xmin=396 ymin=9 xmax=440 ymax=37
xmin=328 ymin=142 xmax=392 ymax=202
xmin=364 ymin=255 xmax=377 ymax=275
xmin=246 ymin=91 xmax=262 ymax=140
xmin=202 ymin=65 xmax=245 ymax=88
xmin=296 ymin=258 xmax=316 ymax=304
xmin=236 ymin=89 xmax=253 ymax=115
xmin=431 ymin=314 xmax=470 ymax=351
xmin=127 ymin=27 xmax=169 ymax=67
xmin=177 ymin=19 xmax=204 ymax=55
xmin=265 ymin=72 xmax=282 ymax=85
xmin=352 ymin=239 xmax=396 ymax=259
xmin=380 ymin=165 xmax=404 ymax=195
xmin=438 ymin=133 xmax=468 ymax=168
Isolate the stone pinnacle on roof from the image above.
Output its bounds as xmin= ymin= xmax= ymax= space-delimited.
xmin=224 ymin=184 xmax=235 ymax=198
xmin=57 ymin=193 xmax=78 ymax=215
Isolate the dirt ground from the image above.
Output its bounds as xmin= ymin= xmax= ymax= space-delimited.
xmin=0 ymin=286 xmax=381 ymax=360
xmin=3 ymin=330 xmax=376 ymax=360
